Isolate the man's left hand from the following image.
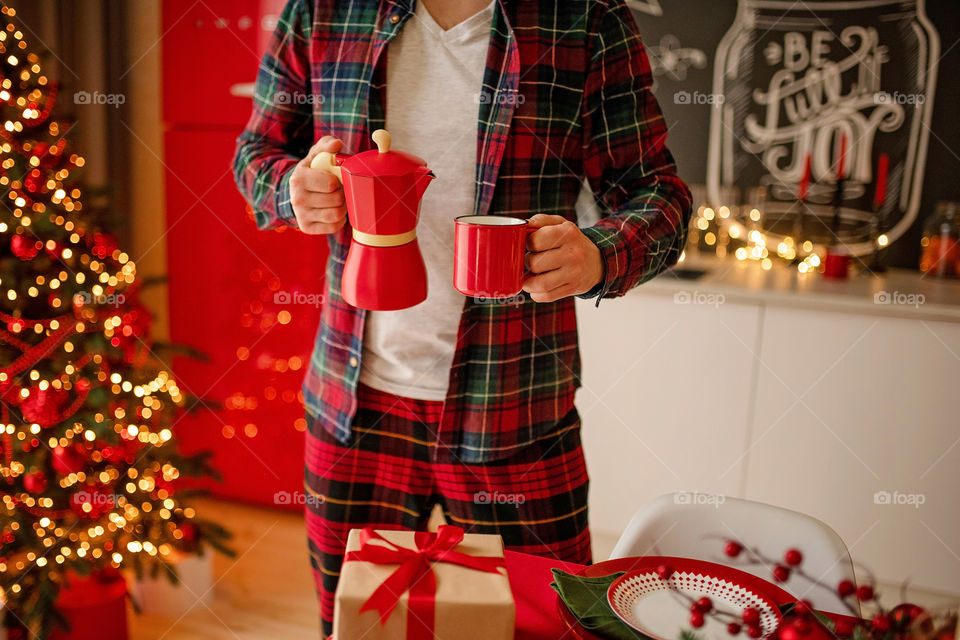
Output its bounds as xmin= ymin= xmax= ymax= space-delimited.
xmin=522 ymin=214 xmax=603 ymax=303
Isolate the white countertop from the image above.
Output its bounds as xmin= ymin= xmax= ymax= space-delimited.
xmin=635 ymin=253 xmax=960 ymax=323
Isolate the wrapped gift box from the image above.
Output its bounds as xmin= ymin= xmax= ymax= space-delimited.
xmin=334 ymin=526 xmax=515 ymax=640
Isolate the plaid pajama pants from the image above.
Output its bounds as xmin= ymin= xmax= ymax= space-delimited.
xmin=304 ymin=383 xmax=592 ymax=636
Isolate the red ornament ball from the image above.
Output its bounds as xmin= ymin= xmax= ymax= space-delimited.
xmin=856 ymin=585 xmax=875 ymax=601
xmin=10 ymin=234 xmax=40 ymax=260
xmin=742 ymin=607 xmax=760 ymax=625
xmin=890 ymin=603 xmax=926 ymax=629
xmin=728 ymin=623 xmax=742 ymax=636
xmin=52 ymin=444 xmax=86 ymax=476
xmin=23 ymin=471 xmax=47 ymax=494
xmin=19 ymin=386 xmax=68 ymax=427
xmin=747 ymin=624 xmax=763 ymax=639
xmin=91 ymin=231 xmax=118 ymax=260
xmin=784 ymin=549 xmax=803 ymax=567
xmin=725 ymin=540 xmax=744 ymax=557
xmin=24 ymin=170 xmax=44 ymax=193
xmin=772 ymin=564 xmax=791 ymax=583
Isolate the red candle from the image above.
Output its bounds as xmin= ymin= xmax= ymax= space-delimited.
xmin=799 ymin=154 xmax=812 ymax=201
xmin=836 ymin=133 xmax=848 ymax=180
xmin=874 ymin=153 xmax=889 ymax=209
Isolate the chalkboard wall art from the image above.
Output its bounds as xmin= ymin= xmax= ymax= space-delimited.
xmin=630 ymin=0 xmax=958 ymax=268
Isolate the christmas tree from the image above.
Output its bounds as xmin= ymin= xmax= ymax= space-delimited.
xmin=0 ymin=5 xmax=230 ymax=636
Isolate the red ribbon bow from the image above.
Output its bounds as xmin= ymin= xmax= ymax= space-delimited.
xmin=344 ymin=524 xmax=507 ymax=640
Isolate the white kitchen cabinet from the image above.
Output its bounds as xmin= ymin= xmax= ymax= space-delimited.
xmin=576 ymin=294 xmax=761 ymax=554
xmin=576 ymin=255 xmax=960 ymax=595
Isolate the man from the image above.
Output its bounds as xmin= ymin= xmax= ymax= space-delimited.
xmin=233 ymin=0 xmax=691 ymax=635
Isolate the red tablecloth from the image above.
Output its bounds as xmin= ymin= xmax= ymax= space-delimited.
xmin=506 ymin=549 xmax=586 ymax=639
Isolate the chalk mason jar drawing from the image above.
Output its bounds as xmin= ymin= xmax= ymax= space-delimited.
xmin=707 ymin=0 xmax=939 ymax=256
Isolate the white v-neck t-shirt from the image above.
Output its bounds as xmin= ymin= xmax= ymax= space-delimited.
xmin=358 ymin=0 xmax=495 ymax=401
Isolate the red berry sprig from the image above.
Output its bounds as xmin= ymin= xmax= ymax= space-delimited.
xmin=716 ymin=538 xmax=936 ymax=640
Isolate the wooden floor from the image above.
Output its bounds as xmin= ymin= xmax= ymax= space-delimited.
xmin=129 ymin=499 xmax=322 ymax=639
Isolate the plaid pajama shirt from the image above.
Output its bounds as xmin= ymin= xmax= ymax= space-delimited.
xmin=233 ymin=0 xmax=690 ymax=635
xmin=233 ymin=0 xmax=692 ymax=463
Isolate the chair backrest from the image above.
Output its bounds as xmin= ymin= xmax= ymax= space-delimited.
xmin=609 ymin=493 xmax=859 ymax=615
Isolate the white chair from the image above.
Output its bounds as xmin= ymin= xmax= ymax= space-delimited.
xmin=609 ymin=493 xmax=860 ymax=615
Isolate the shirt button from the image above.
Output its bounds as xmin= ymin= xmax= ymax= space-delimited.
xmin=389 ymin=13 xmax=400 ymax=24
xmin=349 ymin=356 xmax=359 ymax=368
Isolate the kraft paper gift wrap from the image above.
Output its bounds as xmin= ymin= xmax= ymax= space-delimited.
xmin=333 ymin=527 xmax=515 ymax=640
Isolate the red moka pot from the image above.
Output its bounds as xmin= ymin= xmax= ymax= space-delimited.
xmin=312 ymin=129 xmax=435 ymax=310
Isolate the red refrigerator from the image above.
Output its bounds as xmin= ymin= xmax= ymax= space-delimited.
xmin=161 ymin=0 xmax=327 ymax=509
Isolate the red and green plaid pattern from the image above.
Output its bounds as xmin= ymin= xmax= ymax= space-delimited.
xmin=233 ymin=0 xmax=693 ymax=463
xmin=305 ymin=383 xmax=591 ymax=636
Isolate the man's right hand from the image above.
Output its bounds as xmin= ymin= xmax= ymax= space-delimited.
xmin=289 ymin=136 xmax=347 ymax=235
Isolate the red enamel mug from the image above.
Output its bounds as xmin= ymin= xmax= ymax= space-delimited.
xmin=453 ymin=215 xmax=531 ymax=299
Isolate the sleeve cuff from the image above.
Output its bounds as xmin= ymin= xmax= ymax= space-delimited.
xmin=275 ymin=165 xmax=300 ymax=228
xmin=578 ymin=225 xmax=622 ymax=307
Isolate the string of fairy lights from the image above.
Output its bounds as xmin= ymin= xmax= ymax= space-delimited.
xmin=685 ymin=202 xmax=889 ymax=273
xmin=0 ymin=5 xmax=211 ymax=617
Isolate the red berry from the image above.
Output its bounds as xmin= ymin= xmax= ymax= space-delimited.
xmin=747 ymin=624 xmax=763 ymax=638
xmin=837 ymin=580 xmax=856 ymax=597
xmin=784 ymin=549 xmax=803 ymax=567
xmin=792 ymin=600 xmax=813 ymax=616
xmin=834 ymin=620 xmax=855 ymax=638
xmin=656 ymin=564 xmax=675 ymax=580
xmin=725 ymin=541 xmax=744 ymax=557
xmin=773 ymin=565 xmax=791 ymax=583
xmin=871 ymin=615 xmax=891 ymax=633
xmin=856 ymin=585 xmax=874 ymax=601
xmin=695 ymin=596 xmax=714 ymax=613
xmin=742 ymin=607 xmax=760 ymax=624
xmin=908 ymin=605 xmax=926 ymax=621
xmin=690 ymin=611 xmax=705 ymax=628
xmin=728 ymin=623 xmax=742 ymax=635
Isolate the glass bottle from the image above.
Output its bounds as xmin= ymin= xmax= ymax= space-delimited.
xmin=919 ymin=202 xmax=960 ymax=278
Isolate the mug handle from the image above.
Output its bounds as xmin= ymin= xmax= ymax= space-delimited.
xmin=521 ymin=221 xmax=535 ymax=282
